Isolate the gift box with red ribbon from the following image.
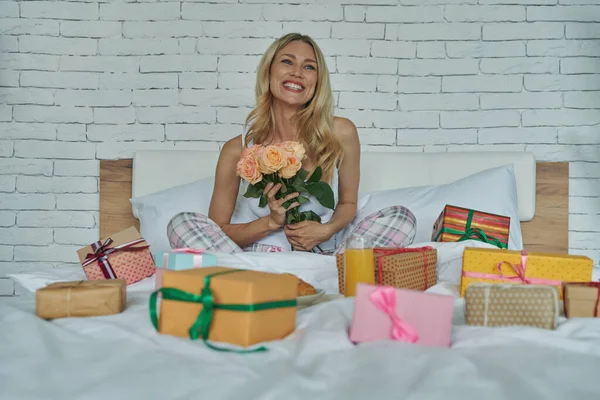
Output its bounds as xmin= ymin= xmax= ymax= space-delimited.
xmin=335 ymin=247 xmax=437 ymax=295
xmin=76 ymin=226 xmax=156 ymax=286
xmin=153 ymin=248 xmax=218 ymax=290
xmin=563 ymin=282 xmax=600 ymax=318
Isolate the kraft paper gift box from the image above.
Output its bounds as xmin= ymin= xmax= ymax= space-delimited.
xmin=465 ymin=283 xmax=559 ymax=330
xmin=153 ymin=248 xmax=218 ymax=290
xmin=36 ymin=279 xmax=126 ymax=320
xmin=460 ymin=247 xmax=593 ymax=299
xmin=349 ymin=283 xmax=454 ymax=347
xmin=150 ymin=267 xmax=298 ymax=350
xmin=432 ymin=204 xmax=510 ymax=249
xmin=563 ymin=282 xmax=600 ymax=318
xmin=335 ymin=247 xmax=437 ymax=295
xmin=77 ymin=226 xmax=156 ymax=286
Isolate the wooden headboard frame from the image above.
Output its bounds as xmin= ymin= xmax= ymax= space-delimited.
xmin=100 ymin=160 xmax=569 ymax=254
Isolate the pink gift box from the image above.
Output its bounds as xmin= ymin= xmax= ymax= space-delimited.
xmin=349 ymin=283 xmax=454 ymax=347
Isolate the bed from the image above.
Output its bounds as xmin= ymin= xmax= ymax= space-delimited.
xmin=3 ymin=149 xmax=600 ymax=400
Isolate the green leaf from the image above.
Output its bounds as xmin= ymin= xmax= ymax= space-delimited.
xmin=296 ymin=195 xmax=309 ymax=205
xmin=307 ymin=166 xmax=322 ymax=183
xmin=243 ymin=184 xmax=262 ymax=199
xmin=307 ymin=182 xmax=335 ymax=209
xmin=306 ymin=182 xmax=324 ymax=199
xmin=301 ymin=211 xmax=321 ymax=223
xmin=258 ymin=195 xmax=267 ymax=208
xmin=296 ymin=169 xmax=309 ymax=181
xmin=286 ymin=212 xmax=296 ymax=225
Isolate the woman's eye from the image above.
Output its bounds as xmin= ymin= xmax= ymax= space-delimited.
xmin=282 ymin=59 xmax=292 ymax=65
xmin=305 ymin=65 xmax=316 ymax=71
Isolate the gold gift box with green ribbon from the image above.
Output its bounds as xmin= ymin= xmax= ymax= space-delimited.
xmin=150 ymin=267 xmax=298 ymax=351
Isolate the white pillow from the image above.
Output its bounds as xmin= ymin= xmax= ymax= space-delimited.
xmin=347 ymin=165 xmax=524 ymax=250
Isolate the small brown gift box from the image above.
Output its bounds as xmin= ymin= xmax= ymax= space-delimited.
xmin=36 ymin=279 xmax=126 ymax=320
xmin=154 ymin=267 xmax=297 ymax=348
xmin=563 ymin=282 xmax=600 ymax=318
xmin=335 ymin=247 xmax=437 ymax=295
xmin=465 ymin=283 xmax=559 ymax=330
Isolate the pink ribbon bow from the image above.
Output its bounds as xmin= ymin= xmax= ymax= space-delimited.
xmin=171 ymin=248 xmax=204 ymax=254
xmin=82 ymin=237 xmax=148 ymax=279
xmin=369 ymin=287 xmax=419 ymax=343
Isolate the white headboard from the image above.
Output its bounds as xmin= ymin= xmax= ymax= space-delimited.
xmin=132 ymin=149 xmax=536 ymax=221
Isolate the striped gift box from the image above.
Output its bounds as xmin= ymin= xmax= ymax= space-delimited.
xmin=431 ymin=204 xmax=510 ymax=249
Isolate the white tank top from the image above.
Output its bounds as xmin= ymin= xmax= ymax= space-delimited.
xmin=234 ymin=133 xmax=340 ymax=251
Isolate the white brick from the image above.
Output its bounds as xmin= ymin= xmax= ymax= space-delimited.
xmin=132 ymin=89 xmax=178 ymax=106
xmin=99 ymin=73 xmax=178 ymax=89
xmin=87 ymin=124 xmax=164 ymax=142
xmin=528 ymin=6 xmax=600 ymax=22
xmin=446 ymin=144 xmax=526 ymax=152
xmin=566 ymin=23 xmax=600 ymax=39
xmin=0 ymin=278 xmax=14 ymax=295
xmin=447 ymin=42 xmax=525 ymax=58
xmin=344 ymin=6 xmax=366 ymax=22
xmin=376 ymin=76 xmax=398 ymax=93
xmin=14 ymin=140 xmax=96 ymax=159
xmin=0 ymin=36 xmax=17 ymax=52
xmin=480 ymin=0 xmax=555 ymax=3
xmin=481 ymin=92 xmax=562 ymax=109
xmin=396 ymin=23 xmax=480 ymax=40
xmin=179 ymin=38 xmax=196 ymax=55
xmin=0 ymin=123 xmax=56 ymax=140
xmin=564 ymin=92 xmax=600 ymax=109
xmin=366 ymin=6 xmax=444 ymax=22
xmin=56 ymin=194 xmax=99 ymax=211
xmin=180 ymin=89 xmax=253 ymax=107
xmin=335 ymin=109 xmax=374 ymax=128
xmin=216 ymin=108 xmax=252 ymax=124
xmin=0 ymin=1 xmax=18 ymax=17
xmin=441 ymin=111 xmax=520 ymax=128
xmin=60 ymin=56 xmax=138 ymax=73
xmin=371 ymin=42 xmax=416 ymax=59
xmin=93 ymin=107 xmax=136 ymax=124
xmin=399 ymin=94 xmax=479 ymax=111
xmin=401 ymin=0 xmax=477 ymax=3
xmin=217 ymin=73 xmax=255 ymax=90
xmin=331 ymin=74 xmax=377 ymax=92
xmin=218 ymin=56 xmax=262 ymax=73
xmin=55 ymin=90 xmax=131 ymax=107
xmin=447 ymin=5 xmax=525 ymax=21
xmin=137 ymin=107 xmax=215 ymax=124
xmin=337 ymin=56 xmax=397 ymax=74
xmin=373 ymin=111 xmax=439 ymax=128
xmin=0 ymin=194 xmax=54 ymax=210
xmin=339 ymin=92 xmax=397 ymax=110
xmin=527 ymin=40 xmax=598 ymax=57
xmin=173 ymin=141 xmax=222 ymax=151
xmin=180 ymin=73 xmax=219 ymax=89
xmin=359 ymin=129 xmax=396 ymax=145
xmin=0 ymin=176 xmax=15 ymax=192
xmin=480 ymin=57 xmax=559 ymax=74
xmin=100 ymin=3 xmax=180 ymax=21
xmin=417 ymin=43 xmax=446 ymax=59
xmin=0 ymin=246 xmax=13 ymax=261
xmin=99 ymin=39 xmax=179 ymax=56
xmin=397 ymin=129 xmax=477 ymax=145
xmin=0 ymin=88 xmax=54 ymax=105
xmin=20 ymin=2 xmax=98 ymax=20
xmin=0 ymin=105 xmax=12 ymax=121
xmin=561 ymin=58 xmax=600 ymax=74
xmin=19 ymin=36 xmax=97 ymax=56
xmin=0 ymin=211 xmax=16 ymax=227
xmin=140 ymin=56 xmax=217 ymax=73
xmin=60 ymin=21 xmax=121 ymax=38
xmin=95 ymin=141 xmax=176 ymax=159
xmin=0 ymin=158 xmax=52 ymax=176
xmin=14 ymin=245 xmax=81 ymax=263
xmin=54 ymin=160 xmax=99 ymax=177
xmin=18 ymin=211 xmax=95 ymax=228
xmin=14 ymin=106 xmax=93 ymax=124
xmin=559 ymin=127 xmax=600 ymax=144
xmin=527 ymin=145 xmax=600 ymax=162
xmin=0 ymin=228 xmax=53 ymax=245
xmin=123 ymin=21 xmax=205 ymax=38
xmin=484 ymin=22 xmax=563 ymax=40
xmin=282 ymin=22 xmax=332 ymax=39
xmin=570 ymin=179 xmax=600 ymax=197
xmin=571 ymin=198 xmax=600 ymax=215
xmin=182 ymin=4 xmax=262 ymax=20
xmin=0 ymin=70 xmax=19 ymax=87
xmin=204 ymin=22 xmax=282 ymax=38
xmin=57 ymin=124 xmax=86 ymax=142
xmin=479 ymin=127 xmax=558 ymax=144
xmin=0 ymin=142 xmax=13 ymax=157
xmin=332 ymin=23 xmax=384 ymax=39
xmin=523 ymin=110 xmax=600 ymax=127
xmin=21 ymin=71 xmax=97 ymax=89
xmin=0 ymin=262 xmax=61 ymax=276
xmin=571 ymin=162 xmax=600 ymax=178
xmin=317 ymin=39 xmax=370 ymax=56
xmin=570 ymin=215 xmax=600 ymax=233
xmin=526 ymin=75 xmax=600 ymax=91
xmin=398 ymin=60 xmax=479 ymax=76
xmin=166 ymin=124 xmax=241 ymax=141
xmin=0 ymin=54 xmax=58 ymax=71
xmin=398 ymin=77 xmax=441 ymax=93
xmin=0 ymin=18 xmax=59 ymax=36
xmin=197 ymin=38 xmax=273 ymax=56
xmin=54 ymin=228 xmax=98 ymax=246
xmin=264 ymin=5 xmax=343 ymax=21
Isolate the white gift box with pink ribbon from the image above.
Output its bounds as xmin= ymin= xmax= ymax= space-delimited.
xmin=152 ymin=248 xmax=218 ymax=289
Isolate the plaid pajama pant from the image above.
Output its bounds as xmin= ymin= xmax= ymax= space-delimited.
xmin=167 ymin=205 xmax=417 ymax=255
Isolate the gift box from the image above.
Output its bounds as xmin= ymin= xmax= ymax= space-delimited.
xmin=77 ymin=226 xmax=156 ymax=286
xmin=153 ymin=248 xmax=218 ymax=289
xmin=150 ymin=267 xmax=297 ymax=350
xmin=349 ymin=283 xmax=454 ymax=347
xmin=460 ymin=248 xmax=593 ymax=299
xmin=563 ymin=282 xmax=600 ymax=318
xmin=432 ymin=204 xmax=510 ymax=249
xmin=36 ymin=279 xmax=126 ymax=319
xmin=335 ymin=247 xmax=437 ymax=295
xmin=465 ymin=283 xmax=559 ymax=330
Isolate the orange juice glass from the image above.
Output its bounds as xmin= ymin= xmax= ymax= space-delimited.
xmin=344 ymin=235 xmax=375 ymax=297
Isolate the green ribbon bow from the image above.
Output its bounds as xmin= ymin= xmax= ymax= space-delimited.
xmin=436 ymin=209 xmax=508 ymax=249
xmin=149 ymin=269 xmax=297 ymax=354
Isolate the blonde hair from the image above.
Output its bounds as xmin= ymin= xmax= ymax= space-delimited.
xmin=244 ymin=33 xmax=342 ymax=183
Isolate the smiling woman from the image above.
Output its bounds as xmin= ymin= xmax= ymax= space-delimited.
xmin=166 ymin=33 xmax=418 ymax=255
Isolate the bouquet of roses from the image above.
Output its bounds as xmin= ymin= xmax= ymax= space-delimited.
xmin=235 ymin=141 xmax=335 ymax=225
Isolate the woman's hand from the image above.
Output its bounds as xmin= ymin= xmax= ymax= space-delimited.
xmin=264 ymin=182 xmax=300 ymax=230
xmin=284 ymin=221 xmax=333 ymax=252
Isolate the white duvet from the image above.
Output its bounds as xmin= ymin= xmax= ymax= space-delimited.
xmin=2 ymin=241 xmax=600 ymax=400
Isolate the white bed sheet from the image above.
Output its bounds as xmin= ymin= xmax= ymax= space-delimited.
xmin=2 ymin=243 xmax=600 ymax=399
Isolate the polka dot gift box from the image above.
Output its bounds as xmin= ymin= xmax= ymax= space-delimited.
xmin=76 ymin=226 xmax=156 ymax=286
xmin=460 ymin=247 xmax=593 ymax=300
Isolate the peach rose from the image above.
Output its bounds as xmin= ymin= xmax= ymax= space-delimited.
xmin=258 ymin=145 xmax=287 ymax=174
xmin=242 ymin=144 xmax=263 ymax=159
xmin=279 ymin=155 xmax=302 ymax=179
xmin=278 ymin=141 xmax=306 ymax=161
xmin=236 ymin=155 xmax=263 ymax=185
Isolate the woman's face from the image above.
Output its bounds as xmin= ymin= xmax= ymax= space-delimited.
xmin=269 ymin=40 xmax=318 ymax=108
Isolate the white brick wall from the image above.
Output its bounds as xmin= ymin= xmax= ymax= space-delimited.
xmin=1 ymin=0 xmax=599 ymax=294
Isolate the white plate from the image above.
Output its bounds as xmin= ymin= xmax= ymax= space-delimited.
xmin=297 ymin=288 xmax=326 ymax=307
